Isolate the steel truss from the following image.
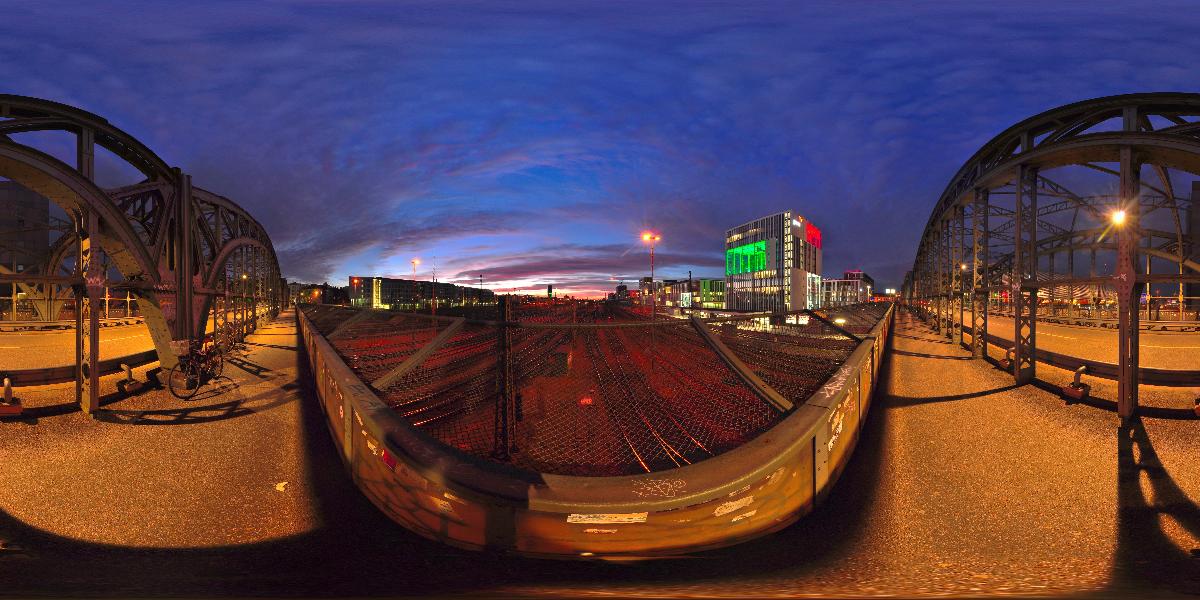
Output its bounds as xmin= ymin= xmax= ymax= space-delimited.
xmin=903 ymin=94 xmax=1200 ymax=420
xmin=0 ymin=95 xmax=285 ymax=414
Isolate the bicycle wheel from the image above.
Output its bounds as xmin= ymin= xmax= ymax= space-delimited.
xmin=167 ymin=361 xmax=201 ymax=399
xmin=211 ymin=351 xmax=224 ymax=380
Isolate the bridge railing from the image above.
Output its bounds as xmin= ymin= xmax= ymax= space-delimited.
xmin=296 ymin=301 xmax=895 ymax=558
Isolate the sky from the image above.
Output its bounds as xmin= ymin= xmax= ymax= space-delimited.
xmin=5 ymin=1 xmax=1200 ymax=296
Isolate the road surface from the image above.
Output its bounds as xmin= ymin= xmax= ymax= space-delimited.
xmin=0 ymin=323 xmax=155 ymax=370
xmin=983 ymin=314 xmax=1200 ymax=370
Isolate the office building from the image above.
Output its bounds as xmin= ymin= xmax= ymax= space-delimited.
xmin=822 ymin=269 xmax=875 ymax=307
xmin=724 ymin=210 xmax=823 ymax=312
xmin=0 ymin=181 xmax=50 ymax=274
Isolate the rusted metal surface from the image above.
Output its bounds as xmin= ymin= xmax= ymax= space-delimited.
xmin=296 ymin=303 xmax=894 ymax=558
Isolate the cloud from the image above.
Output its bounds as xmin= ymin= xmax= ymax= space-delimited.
xmin=4 ymin=1 xmax=1200 ymax=291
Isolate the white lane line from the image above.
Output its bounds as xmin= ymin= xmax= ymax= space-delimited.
xmin=1039 ymin=332 xmax=1076 ymax=339
xmin=0 ymin=346 xmax=18 ymax=349
xmin=1142 ymin=344 xmax=1200 ymax=349
xmin=99 ymin=335 xmax=147 ymax=343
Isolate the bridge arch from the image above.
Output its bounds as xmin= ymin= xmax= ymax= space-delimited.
xmin=0 ymin=94 xmax=284 ymax=413
xmin=906 ymin=93 xmax=1200 ymax=419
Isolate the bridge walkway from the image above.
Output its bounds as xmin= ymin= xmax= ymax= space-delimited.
xmin=0 ymin=309 xmax=1195 ymax=597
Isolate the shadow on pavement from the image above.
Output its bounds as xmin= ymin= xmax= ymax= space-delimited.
xmin=1110 ymin=417 xmax=1200 ymax=596
xmin=886 ymin=383 xmax=1021 ymax=408
xmin=891 ymin=348 xmax=974 ymax=361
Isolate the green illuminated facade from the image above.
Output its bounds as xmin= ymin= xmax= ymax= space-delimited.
xmin=726 ymin=241 xmax=768 ymax=275
xmin=724 ymin=210 xmax=822 ymax=312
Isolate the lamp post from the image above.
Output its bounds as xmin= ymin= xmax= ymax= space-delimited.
xmin=411 ymin=258 xmax=420 ymax=311
xmin=641 ymin=231 xmax=661 ymax=320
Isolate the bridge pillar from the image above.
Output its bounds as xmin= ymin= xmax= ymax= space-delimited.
xmin=933 ymin=226 xmax=944 ymax=334
xmin=74 ymin=210 xmax=102 ymax=415
xmin=950 ymin=204 xmax=965 ymax=346
xmin=1116 ymin=145 xmax=1141 ymax=419
xmin=1012 ymin=164 xmax=1038 ymax=385
xmin=971 ymin=187 xmax=989 ymax=358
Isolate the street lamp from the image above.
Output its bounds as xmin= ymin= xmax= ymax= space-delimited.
xmin=1111 ymin=209 xmax=1127 ymax=226
xmin=641 ymin=231 xmax=661 ymax=319
xmin=411 ymin=258 xmax=422 ymax=310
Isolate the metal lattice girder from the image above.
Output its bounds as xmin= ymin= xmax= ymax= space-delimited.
xmin=971 ymin=188 xmax=989 ymax=358
xmin=1012 ymin=164 xmax=1038 ymax=385
xmin=1116 ymin=143 xmax=1142 ymax=419
xmin=0 ymin=95 xmax=285 ymax=381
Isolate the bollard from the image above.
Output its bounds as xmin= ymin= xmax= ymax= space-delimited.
xmin=1194 ymin=398 xmax=1200 ymax=418
xmin=999 ymin=347 xmax=1014 ymax=371
xmin=116 ymin=363 xmax=142 ymax=396
xmin=1062 ymin=366 xmax=1090 ymax=402
xmin=0 ymin=377 xmax=20 ymax=417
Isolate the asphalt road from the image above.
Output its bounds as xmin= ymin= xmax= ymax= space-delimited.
xmin=983 ymin=315 xmax=1200 ymax=370
xmin=0 ymin=323 xmax=156 ymax=370
xmin=0 ymin=310 xmax=1196 ymax=598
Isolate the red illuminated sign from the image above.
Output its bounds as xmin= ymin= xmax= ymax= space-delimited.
xmin=806 ymin=222 xmax=822 ymax=249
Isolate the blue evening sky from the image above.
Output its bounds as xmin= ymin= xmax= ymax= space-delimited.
xmin=5 ymin=1 xmax=1199 ymax=295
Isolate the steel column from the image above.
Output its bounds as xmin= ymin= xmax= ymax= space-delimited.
xmin=74 ymin=210 xmax=102 ymax=415
xmin=1012 ymin=164 xmax=1038 ymax=385
xmin=971 ymin=188 xmax=989 ymax=358
xmin=1116 ymin=144 xmax=1142 ymax=419
xmin=951 ymin=205 xmax=965 ymax=345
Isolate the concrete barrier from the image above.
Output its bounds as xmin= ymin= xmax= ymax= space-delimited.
xmin=297 ymin=304 xmax=894 ymax=558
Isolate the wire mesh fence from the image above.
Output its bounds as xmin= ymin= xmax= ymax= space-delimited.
xmin=301 ymin=300 xmax=890 ymax=477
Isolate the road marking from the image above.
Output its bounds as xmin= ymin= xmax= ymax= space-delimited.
xmin=99 ymin=335 xmax=146 ymax=343
xmin=0 ymin=346 xmax=18 ymax=349
xmin=1142 ymin=344 xmax=1200 ymax=349
xmin=1039 ymin=332 xmax=1075 ymax=339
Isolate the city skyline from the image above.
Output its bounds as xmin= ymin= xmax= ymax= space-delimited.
xmin=6 ymin=2 xmax=1200 ymax=296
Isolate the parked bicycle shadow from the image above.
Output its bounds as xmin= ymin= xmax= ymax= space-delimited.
xmin=1111 ymin=417 xmax=1200 ymax=595
xmin=225 ymin=356 xmax=272 ymax=378
xmin=94 ymin=382 xmax=295 ymax=426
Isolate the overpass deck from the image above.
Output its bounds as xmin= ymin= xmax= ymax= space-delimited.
xmin=0 ymin=309 xmax=1196 ymax=597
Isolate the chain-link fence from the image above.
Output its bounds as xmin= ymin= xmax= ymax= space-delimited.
xmin=301 ymin=300 xmax=890 ymax=477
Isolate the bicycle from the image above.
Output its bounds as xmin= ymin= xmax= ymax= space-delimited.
xmin=167 ymin=339 xmax=225 ymax=399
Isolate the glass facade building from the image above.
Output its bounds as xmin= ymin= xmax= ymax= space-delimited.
xmin=724 ymin=211 xmax=822 ymax=312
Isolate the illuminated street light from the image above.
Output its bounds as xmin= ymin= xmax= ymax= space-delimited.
xmin=833 ymin=317 xmax=847 ymax=325
xmin=641 ymin=231 xmax=661 ymax=320
xmin=1111 ymin=209 xmax=1127 ymax=226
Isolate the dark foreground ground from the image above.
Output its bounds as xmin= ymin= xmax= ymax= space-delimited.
xmin=0 ymin=309 xmax=1196 ymax=599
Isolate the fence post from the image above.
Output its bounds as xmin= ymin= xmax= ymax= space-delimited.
xmin=492 ymin=296 xmax=515 ymax=460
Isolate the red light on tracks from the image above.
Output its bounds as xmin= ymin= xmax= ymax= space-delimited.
xmin=579 ymin=397 xmax=593 ymax=407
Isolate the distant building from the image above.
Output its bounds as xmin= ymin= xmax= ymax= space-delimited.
xmin=697 ymin=278 xmax=724 ymax=309
xmin=822 ymin=270 xmax=875 ymax=307
xmin=348 ymin=276 xmax=495 ymax=310
xmin=724 ymin=210 xmax=822 ymax=312
xmin=0 ymin=181 xmax=50 ymax=274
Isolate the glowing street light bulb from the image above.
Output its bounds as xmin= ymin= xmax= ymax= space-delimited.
xmin=1111 ymin=209 xmax=1127 ymax=226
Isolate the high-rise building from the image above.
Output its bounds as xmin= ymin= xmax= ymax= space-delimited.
xmin=821 ymin=269 xmax=875 ymax=307
xmin=0 ymin=181 xmax=50 ymax=274
xmin=724 ymin=210 xmax=822 ymax=312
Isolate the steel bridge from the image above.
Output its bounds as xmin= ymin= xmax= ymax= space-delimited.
xmin=903 ymin=93 xmax=1200 ymax=419
xmin=0 ymin=96 xmax=284 ymax=413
